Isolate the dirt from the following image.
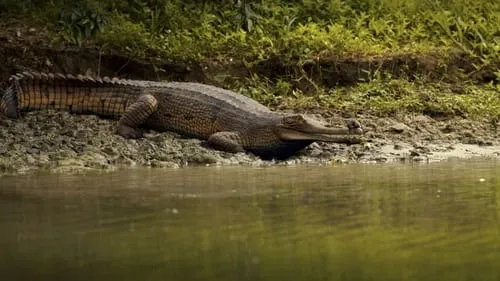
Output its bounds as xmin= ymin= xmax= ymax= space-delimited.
xmin=0 ymin=23 xmax=499 ymax=175
xmin=0 ymin=110 xmax=498 ymax=175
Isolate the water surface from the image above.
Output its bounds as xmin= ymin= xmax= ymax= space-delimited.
xmin=1 ymin=160 xmax=499 ymax=281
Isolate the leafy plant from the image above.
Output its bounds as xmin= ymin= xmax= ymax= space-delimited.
xmin=58 ymin=3 xmax=109 ymax=46
xmin=3 ymin=0 xmax=499 ymax=99
xmin=234 ymin=0 xmax=262 ymax=32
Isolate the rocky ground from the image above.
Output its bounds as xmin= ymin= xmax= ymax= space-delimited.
xmin=1 ymin=110 xmax=498 ymax=175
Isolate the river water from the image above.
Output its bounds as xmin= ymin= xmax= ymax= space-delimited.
xmin=0 ymin=160 xmax=499 ymax=281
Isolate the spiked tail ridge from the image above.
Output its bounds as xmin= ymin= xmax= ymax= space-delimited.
xmin=4 ymin=71 xmax=145 ymax=119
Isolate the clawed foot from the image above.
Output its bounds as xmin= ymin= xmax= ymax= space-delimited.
xmin=115 ymin=124 xmax=144 ymax=139
xmin=346 ymin=119 xmax=363 ymax=134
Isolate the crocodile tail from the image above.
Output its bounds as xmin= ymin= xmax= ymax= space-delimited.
xmin=6 ymin=71 xmax=140 ymax=118
xmin=1 ymin=85 xmax=20 ymax=119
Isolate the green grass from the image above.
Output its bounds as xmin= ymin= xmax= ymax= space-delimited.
xmin=2 ymin=0 xmax=498 ymax=63
xmin=230 ymin=75 xmax=500 ymax=120
xmin=92 ymin=0 xmax=500 ymax=67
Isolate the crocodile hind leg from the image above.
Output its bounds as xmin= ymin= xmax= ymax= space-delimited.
xmin=116 ymin=94 xmax=158 ymax=139
xmin=207 ymin=131 xmax=246 ymax=153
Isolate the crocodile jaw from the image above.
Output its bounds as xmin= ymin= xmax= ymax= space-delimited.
xmin=277 ymin=118 xmax=363 ymax=142
xmin=277 ymin=128 xmax=362 ymax=142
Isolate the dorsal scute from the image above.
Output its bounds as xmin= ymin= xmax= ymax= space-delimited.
xmin=40 ymin=72 xmax=49 ymax=80
xmin=21 ymin=71 xmax=34 ymax=79
xmin=55 ymin=73 xmax=66 ymax=79
xmin=9 ymin=71 xmax=99 ymax=82
xmin=6 ymin=71 xmax=140 ymax=88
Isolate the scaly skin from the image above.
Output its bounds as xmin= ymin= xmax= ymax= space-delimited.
xmin=1 ymin=71 xmax=363 ymax=160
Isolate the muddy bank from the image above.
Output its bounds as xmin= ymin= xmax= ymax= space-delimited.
xmin=1 ymin=111 xmax=498 ymax=175
xmin=0 ymin=111 xmax=356 ymax=174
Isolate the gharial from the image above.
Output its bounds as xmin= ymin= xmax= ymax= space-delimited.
xmin=0 ymin=71 xmax=363 ymax=160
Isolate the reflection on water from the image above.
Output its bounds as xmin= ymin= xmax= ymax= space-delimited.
xmin=0 ymin=160 xmax=499 ymax=281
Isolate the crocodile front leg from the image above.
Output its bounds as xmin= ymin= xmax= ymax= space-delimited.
xmin=116 ymin=94 xmax=158 ymax=138
xmin=207 ymin=131 xmax=246 ymax=153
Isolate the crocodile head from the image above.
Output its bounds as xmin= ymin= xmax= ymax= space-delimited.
xmin=276 ymin=114 xmax=363 ymax=142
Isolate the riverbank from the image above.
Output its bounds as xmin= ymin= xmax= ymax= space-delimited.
xmin=0 ymin=1 xmax=499 ymax=175
xmin=1 ymin=109 xmax=498 ymax=175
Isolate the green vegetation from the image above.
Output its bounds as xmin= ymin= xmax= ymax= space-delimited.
xmin=1 ymin=0 xmax=499 ymax=119
xmin=231 ymin=76 xmax=500 ymax=120
xmin=3 ymin=0 xmax=499 ymax=62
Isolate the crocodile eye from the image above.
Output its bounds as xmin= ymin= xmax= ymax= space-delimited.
xmin=282 ymin=115 xmax=305 ymax=127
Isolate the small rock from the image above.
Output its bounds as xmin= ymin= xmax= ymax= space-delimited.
xmin=414 ymin=115 xmax=432 ymax=123
xmin=411 ymin=156 xmax=427 ymax=162
xmin=75 ymin=129 xmax=89 ymax=138
xmin=57 ymin=158 xmax=85 ymax=167
xmin=188 ymin=154 xmax=219 ymax=164
xmin=24 ymin=155 xmax=37 ymax=165
xmin=81 ymin=152 xmax=109 ymax=168
xmin=102 ymin=146 xmax=119 ymax=156
xmin=388 ymin=122 xmax=411 ymax=134
xmin=0 ymin=119 xmax=12 ymax=127
xmin=409 ymin=150 xmax=420 ymax=156
xmin=27 ymin=148 xmax=40 ymax=155
xmin=460 ymin=135 xmax=484 ymax=145
xmin=112 ymin=156 xmax=137 ymax=166
xmin=37 ymin=154 xmax=50 ymax=163
xmin=440 ymin=124 xmax=454 ymax=133
xmin=150 ymin=160 xmax=178 ymax=168
xmin=362 ymin=143 xmax=372 ymax=150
